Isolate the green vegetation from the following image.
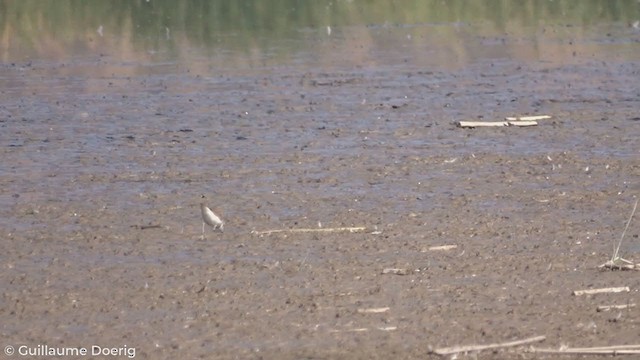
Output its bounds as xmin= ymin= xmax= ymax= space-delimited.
xmin=0 ymin=0 xmax=638 ymax=62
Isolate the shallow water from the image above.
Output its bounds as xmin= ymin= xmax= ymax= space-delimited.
xmin=2 ymin=14 xmax=636 ymax=238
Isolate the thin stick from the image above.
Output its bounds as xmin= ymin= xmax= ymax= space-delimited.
xmin=457 ymin=120 xmax=538 ymax=128
xmin=382 ymin=268 xmax=408 ymax=275
xmin=505 ymin=115 xmax=552 ymax=121
xmin=532 ymin=349 xmax=640 ymax=355
xmin=357 ymin=307 xmax=390 ymax=314
xmin=597 ymin=303 xmax=636 ymax=312
xmin=329 ymin=326 xmax=397 ymax=332
xmin=612 ymin=198 xmax=639 ymax=262
xmin=530 ymin=346 xmax=640 ymax=355
xmin=329 ymin=328 xmax=369 ymax=333
xmin=378 ymin=326 xmax=397 ymax=331
xmin=432 ymin=335 xmax=546 ymax=356
xmin=426 ymin=244 xmax=458 ymax=251
xmin=131 ymin=224 xmax=162 ymax=230
xmin=251 ymin=226 xmax=367 ymax=236
xmin=300 ymin=248 xmax=311 ymax=266
xmin=572 ymin=287 xmax=629 ymax=296
xmin=566 ymin=345 xmax=640 ymax=351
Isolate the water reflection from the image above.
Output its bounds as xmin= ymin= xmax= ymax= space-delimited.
xmin=1 ymin=0 xmax=639 ymax=69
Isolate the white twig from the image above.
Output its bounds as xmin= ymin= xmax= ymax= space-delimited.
xmin=597 ymin=303 xmax=636 ymax=312
xmin=530 ymin=344 xmax=640 ymax=355
xmin=457 ymin=120 xmax=538 ymax=128
xmin=425 ymin=244 xmax=458 ymax=251
xmin=572 ymin=287 xmax=630 ymax=296
xmin=381 ymin=268 xmax=408 ymax=275
xmin=612 ymin=198 xmax=638 ymax=262
xmin=357 ymin=307 xmax=390 ymax=314
xmin=505 ymin=115 xmax=552 ymax=121
xmin=251 ymin=226 xmax=368 ymax=236
xmin=300 ymin=249 xmax=311 ymax=266
xmin=432 ymin=335 xmax=546 ymax=356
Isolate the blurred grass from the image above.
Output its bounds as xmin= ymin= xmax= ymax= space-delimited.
xmin=0 ymin=0 xmax=638 ymax=62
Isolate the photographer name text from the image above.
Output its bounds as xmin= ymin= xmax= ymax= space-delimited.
xmin=4 ymin=344 xmax=135 ymax=358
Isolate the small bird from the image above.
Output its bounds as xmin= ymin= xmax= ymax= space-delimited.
xmin=200 ymin=195 xmax=224 ymax=238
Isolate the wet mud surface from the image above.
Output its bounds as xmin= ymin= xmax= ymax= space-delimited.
xmin=2 ymin=28 xmax=640 ymax=359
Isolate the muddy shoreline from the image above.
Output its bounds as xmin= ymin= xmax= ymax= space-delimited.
xmin=2 ymin=26 xmax=640 ymax=359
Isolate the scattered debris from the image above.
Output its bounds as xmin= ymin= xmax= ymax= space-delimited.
xmin=504 ymin=115 xmax=552 ymax=121
xmin=457 ymin=120 xmax=538 ymax=128
xmin=424 ymin=244 xmax=458 ymax=251
xmin=381 ymin=268 xmax=408 ymax=275
xmin=432 ymin=335 xmax=546 ymax=356
xmin=572 ymin=287 xmax=630 ymax=296
xmin=597 ymin=303 xmax=636 ymax=312
xmin=357 ymin=307 xmax=390 ymax=314
xmin=377 ymin=326 xmax=397 ymax=331
xmin=131 ymin=224 xmax=162 ymax=230
xmin=329 ymin=326 xmax=397 ymax=333
xmin=329 ymin=328 xmax=368 ymax=333
xmin=251 ymin=226 xmax=370 ymax=236
xmin=599 ymin=258 xmax=640 ymax=271
xmin=529 ymin=344 xmax=640 ymax=355
xmin=457 ymin=114 xmax=551 ymax=128
xmin=601 ymin=198 xmax=638 ymax=271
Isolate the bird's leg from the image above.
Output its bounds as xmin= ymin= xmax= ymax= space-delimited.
xmin=202 ymin=221 xmax=205 ymax=240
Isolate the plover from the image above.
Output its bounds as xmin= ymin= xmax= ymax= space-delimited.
xmin=200 ymin=195 xmax=224 ymax=238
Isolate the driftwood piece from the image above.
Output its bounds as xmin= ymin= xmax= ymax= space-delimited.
xmin=425 ymin=244 xmax=458 ymax=251
xmin=457 ymin=114 xmax=551 ymax=128
xmin=132 ymin=224 xmax=162 ymax=230
xmin=329 ymin=326 xmax=397 ymax=333
xmin=457 ymin=120 xmax=538 ymax=128
xmin=573 ymin=287 xmax=630 ymax=296
xmin=505 ymin=115 xmax=552 ymax=121
xmin=599 ymin=259 xmax=640 ymax=271
xmin=567 ymin=345 xmax=640 ymax=351
xmin=357 ymin=307 xmax=390 ymax=314
xmin=251 ymin=226 xmax=368 ymax=236
xmin=377 ymin=326 xmax=397 ymax=331
xmin=328 ymin=328 xmax=368 ymax=333
xmin=432 ymin=335 xmax=546 ymax=356
xmin=381 ymin=268 xmax=408 ymax=275
xmin=530 ymin=344 xmax=640 ymax=355
xmin=597 ymin=303 xmax=636 ymax=312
